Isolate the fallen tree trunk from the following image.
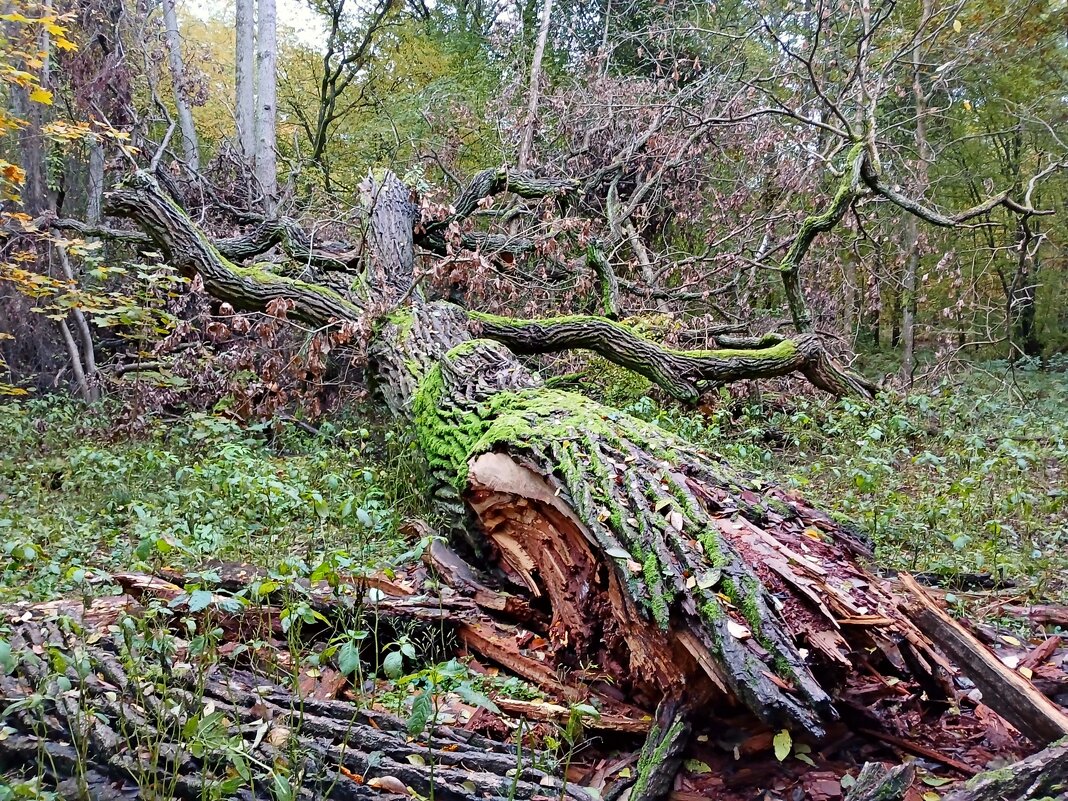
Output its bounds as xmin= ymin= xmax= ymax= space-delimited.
xmin=943 ymin=738 xmax=1068 ymax=801
xmin=106 ymin=172 xmax=921 ymax=731
xmin=7 ymin=167 xmax=1046 ymax=797
xmin=900 ymin=573 xmax=1068 ymax=744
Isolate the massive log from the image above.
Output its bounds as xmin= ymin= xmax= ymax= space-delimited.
xmin=5 ymin=168 xmax=974 ymax=797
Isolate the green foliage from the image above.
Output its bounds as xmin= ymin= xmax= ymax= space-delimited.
xmin=0 ymin=398 xmax=405 ymax=602
xmin=579 ymin=356 xmax=653 ymax=407
xmin=624 ymin=363 xmax=1068 ymax=598
xmin=280 ymin=16 xmax=503 ymax=190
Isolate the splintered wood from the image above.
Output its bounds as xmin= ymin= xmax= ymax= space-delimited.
xmin=465 ymin=451 xmax=715 ymax=709
xmin=3 ymin=555 xmax=1067 ymax=801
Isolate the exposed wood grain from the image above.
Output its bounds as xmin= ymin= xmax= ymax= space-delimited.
xmin=493 ymin=698 xmax=652 ymax=733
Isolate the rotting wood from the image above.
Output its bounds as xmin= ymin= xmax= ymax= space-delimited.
xmin=99 ymin=172 xmax=927 ymax=746
xmin=1020 ymin=635 xmax=1063 ymax=671
xmin=627 ymin=698 xmax=692 ymax=801
xmin=900 ymin=573 xmax=1068 ymax=745
xmin=857 ymin=728 xmax=977 ymax=776
xmin=0 ymin=616 xmax=594 ymax=801
xmin=942 ymin=737 xmax=1068 ymax=801
xmin=843 ymin=762 xmax=916 ymax=801
xmin=1003 ymin=603 xmax=1068 ymax=627
xmin=492 ymin=698 xmax=652 ymax=733
xmin=422 ymin=538 xmax=545 ymax=626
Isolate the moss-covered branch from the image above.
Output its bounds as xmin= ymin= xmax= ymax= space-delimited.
xmin=428 ymin=167 xmax=579 ymax=232
xmin=586 ymin=241 xmax=620 ymax=318
xmin=469 ymin=311 xmax=875 ymax=401
xmin=215 ymin=218 xmax=362 ymax=272
xmin=942 ymin=737 xmax=1068 ymax=801
xmin=105 ymin=172 xmax=367 ymax=326
xmin=778 ymin=142 xmax=865 ymax=333
xmin=48 ymin=212 xmax=361 ymax=274
xmin=413 ymin=167 xmax=577 ymax=256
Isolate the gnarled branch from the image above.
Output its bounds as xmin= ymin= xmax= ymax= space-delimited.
xmin=861 ymin=158 xmax=1065 ymax=227
xmin=469 ymin=312 xmax=875 ymax=401
xmin=104 ymin=172 xmax=367 ymax=324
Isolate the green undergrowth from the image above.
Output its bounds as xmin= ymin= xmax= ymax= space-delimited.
xmin=0 ymin=398 xmax=414 ymax=603
xmin=621 ymin=358 xmax=1068 ymax=600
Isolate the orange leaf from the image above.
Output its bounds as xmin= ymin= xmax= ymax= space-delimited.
xmin=338 ymin=766 xmax=364 ymax=784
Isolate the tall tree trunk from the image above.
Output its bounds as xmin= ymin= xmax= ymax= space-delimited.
xmin=11 ymin=0 xmax=52 ymax=215
xmin=900 ymin=223 xmax=919 ymax=374
xmin=255 ymin=0 xmax=278 ymax=211
xmin=1010 ymin=215 xmax=1043 ymax=358
xmin=160 ymin=0 xmax=200 ymax=171
xmin=843 ymin=249 xmax=858 ymax=347
xmin=86 ymin=136 xmax=105 ymax=225
xmin=516 ymin=0 xmax=552 ymax=170
xmin=888 ymin=276 xmax=901 ymax=349
xmin=900 ymin=0 xmax=933 ymax=386
xmin=235 ymin=0 xmax=256 ymax=162
xmin=49 ymin=242 xmax=99 ymax=402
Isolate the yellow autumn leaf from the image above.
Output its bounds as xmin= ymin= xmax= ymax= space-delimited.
xmin=773 ymin=729 xmax=792 ymax=761
xmin=29 ymin=87 xmax=52 ymax=105
xmin=5 ymin=69 xmax=37 ymax=87
xmin=952 ymin=19 xmax=962 ymax=32
xmin=1 ymin=161 xmax=26 ymax=186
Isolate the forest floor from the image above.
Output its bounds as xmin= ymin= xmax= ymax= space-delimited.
xmin=1 ymin=359 xmax=1067 ymax=800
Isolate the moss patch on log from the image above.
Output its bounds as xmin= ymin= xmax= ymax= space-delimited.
xmin=411 ymin=341 xmax=833 ymax=735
